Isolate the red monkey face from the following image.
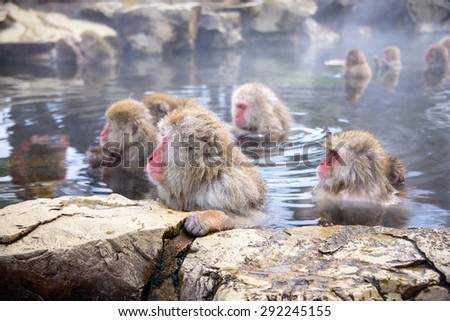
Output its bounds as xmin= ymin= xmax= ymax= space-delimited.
xmin=100 ymin=119 xmax=112 ymax=145
xmin=317 ymin=150 xmax=340 ymax=185
xmin=147 ymin=130 xmax=168 ymax=183
xmin=234 ymin=102 xmax=248 ymax=126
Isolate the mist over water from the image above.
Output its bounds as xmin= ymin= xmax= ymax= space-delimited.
xmin=1 ymin=31 xmax=449 ymax=228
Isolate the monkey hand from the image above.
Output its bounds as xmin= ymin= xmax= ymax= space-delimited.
xmin=184 ymin=210 xmax=230 ymax=237
xmin=318 ymin=217 xmax=334 ymax=227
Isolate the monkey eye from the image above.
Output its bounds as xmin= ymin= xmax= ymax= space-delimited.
xmin=325 ymin=150 xmax=340 ymax=166
xmin=237 ymin=103 xmax=246 ymax=110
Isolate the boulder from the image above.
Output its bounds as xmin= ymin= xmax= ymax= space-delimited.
xmin=197 ymin=11 xmax=244 ymax=49
xmin=0 ymin=3 xmax=117 ymax=60
xmin=302 ymin=18 xmax=339 ymax=41
xmin=250 ymin=0 xmax=318 ymax=33
xmin=115 ymin=3 xmax=202 ymax=55
xmin=0 ymin=194 xmax=189 ymax=300
xmin=1 ymin=195 xmax=449 ymax=300
xmin=176 ymin=226 xmax=450 ymax=300
xmin=407 ymin=0 xmax=450 ymax=33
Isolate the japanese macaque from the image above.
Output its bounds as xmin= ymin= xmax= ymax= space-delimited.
xmin=375 ymin=46 xmax=402 ymax=72
xmin=344 ymin=48 xmax=372 ymax=79
xmin=88 ymin=99 xmax=157 ymax=168
xmin=313 ymin=130 xmax=408 ymax=226
xmin=373 ymin=46 xmax=402 ymax=92
xmin=147 ymin=105 xmax=267 ymax=237
xmin=53 ymin=30 xmax=118 ymax=67
xmin=141 ymin=92 xmax=198 ymax=126
xmin=313 ymin=130 xmax=406 ymax=205
xmin=54 ymin=37 xmax=83 ymax=65
xmin=231 ymin=82 xmax=292 ymax=142
xmin=79 ymin=30 xmax=117 ymax=65
xmin=423 ymin=44 xmax=449 ymax=90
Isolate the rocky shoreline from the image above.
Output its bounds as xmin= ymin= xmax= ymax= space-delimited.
xmin=2 ymin=0 xmax=450 ymax=62
xmin=0 ymin=194 xmax=448 ymax=300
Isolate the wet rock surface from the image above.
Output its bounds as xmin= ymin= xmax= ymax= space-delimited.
xmin=1 ymin=196 xmax=449 ymax=300
xmin=0 ymin=3 xmax=117 ymax=60
xmin=178 ymin=226 xmax=450 ymax=300
xmin=0 ymin=194 xmax=189 ymax=300
xmin=115 ymin=3 xmax=202 ymax=55
xmin=197 ymin=11 xmax=244 ymax=49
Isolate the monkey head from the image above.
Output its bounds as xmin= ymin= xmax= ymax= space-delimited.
xmin=316 ymin=130 xmax=400 ymax=203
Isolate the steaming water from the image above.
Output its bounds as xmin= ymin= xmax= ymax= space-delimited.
xmin=1 ymin=32 xmax=449 ymax=228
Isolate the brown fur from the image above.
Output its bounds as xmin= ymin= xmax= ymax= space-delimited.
xmin=80 ymin=30 xmax=117 ymax=65
xmin=98 ymin=99 xmax=157 ymax=167
xmin=344 ymin=48 xmax=372 ymax=78
xmin=382 ymin=46 xmax=401 ymax=71
xmin=148 ymin=105 xmax=267 ymax=236
xmin=423 ymin=44 xmax=449 ymax=89
xmin=141 ymin=92 xmax=198 ymax=125
xmin=313 ymin=130 xmax=407 ymax=204
xmin=425 ymin=44 xmax=449 ymax=69
xmin=231 ymin=82 xmax=292 ymax=141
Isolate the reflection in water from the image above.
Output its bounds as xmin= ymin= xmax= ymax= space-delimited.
xmin=423 ymin=67 xmax=448 ymax=90
xmin=344 ymin=76 xmax=371 ymax=103
xmin=316 ymin=199 xmax=410 ymax=228
xmin=99 ymin=167 xmax=155 ymax=199
xmin=1 ymin=33 xmax=450 ymax=229
xmin=380 ymin=70 xmax=400 ymax=92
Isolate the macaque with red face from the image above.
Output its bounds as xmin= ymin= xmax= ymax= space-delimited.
xmin=141 ymin=92 xmax=198 ymax=126
xmin=423 ymin=44 xmax=449 ymax=89
xmin=313 ymin=130 xmax=408 ymax=226
xmin=147 ymin=105 xmax=267 ymax=237
xmin=231 ymin=82 xmax=292 ymax=142
xmin=313 ymin=130 xmax=406 ymax=204
xmin=425 ymin=44 xmax=449 ymax=69
xmin=344 ymin=48 xmax=372 ymax=78
xmin=380 ymin=46 xmax=402 ymax=71
xmin=373 ymin=46 xmax=402 ymax=92
xmin=88 ymin=99 xmax=157 ymax=168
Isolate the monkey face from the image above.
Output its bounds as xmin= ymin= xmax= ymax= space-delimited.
xmin=147 ymin=129 xmax=170 ymax=184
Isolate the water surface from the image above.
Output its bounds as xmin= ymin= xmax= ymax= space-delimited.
xmin=1 ymin=32 xmax=449 ymax=228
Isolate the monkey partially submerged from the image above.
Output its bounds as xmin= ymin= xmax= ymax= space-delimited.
xmin=87 ymin=99 xmax=157 ymax=168
xmin=313 ymin=130 xmax=408 ymax=226
xmin=231 ymin=82 xmax=292 ymax=142
xmin=141 ymin=92 xmax=199 ymax=127
xmin=147 ymin=105 xmax=268 ymax=236
xmin=344 ymin=48 xmax=372 ymax=79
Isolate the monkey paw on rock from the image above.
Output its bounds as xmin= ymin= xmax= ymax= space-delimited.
xmin=184 ymin=210 xmax=230 ymax=237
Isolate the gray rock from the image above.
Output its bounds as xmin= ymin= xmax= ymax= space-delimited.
xmin=177 ymin=226 xmax=450 ymax=300
xmin=303 ymin=18 xmax=339 ymax=41
xmin=0 ymin=194 xmax=188 ymax=300
xmin=0 ymin=3 xmax=117 ymax=60
xmin=197 ymin=11 xmax=244 ymax=49
xmin=250 ymin=0 xmax=318 ymax=33
xmin=1 ymin=195 xmax=449 ymax=300
xmin=407 ymin=0 xmax=450 ymax=33
xmin=115 ymin=3 xmax=202 ymax=55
